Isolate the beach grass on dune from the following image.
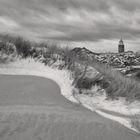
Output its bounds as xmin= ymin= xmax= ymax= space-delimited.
xmin=131 ymin=115 xmax=140 ymax=132
xmin=89 ymin=60 xmax=140 ymax=101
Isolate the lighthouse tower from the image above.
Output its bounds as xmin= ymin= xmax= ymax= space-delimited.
xmin=118 ymin=37 xmax=125 ymax=53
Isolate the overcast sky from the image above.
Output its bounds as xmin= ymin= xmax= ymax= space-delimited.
xmin=0 ymin=0 xmax=140 ymax=52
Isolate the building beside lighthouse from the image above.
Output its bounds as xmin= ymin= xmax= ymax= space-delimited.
xmin=118 ymin=38 xmax=125 ymax=53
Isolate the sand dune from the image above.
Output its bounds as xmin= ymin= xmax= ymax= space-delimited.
xmin=0 ymin=59 xmax=139 ymax=139
xmin=0 ymin=74 xmax=139 ymax=140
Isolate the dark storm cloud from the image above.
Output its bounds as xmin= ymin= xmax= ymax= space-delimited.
xmin=0 ymin=0 xmax=140 ymax=43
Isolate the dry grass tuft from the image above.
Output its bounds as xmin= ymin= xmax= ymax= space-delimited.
xmin=131 ymin=114 xmax=140 ymax=133
xmin=89 ymin=60 xmax=140 ymax=100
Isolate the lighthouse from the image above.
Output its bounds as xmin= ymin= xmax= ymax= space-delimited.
xmin=118 ymin=38 xmax=125 ymax=53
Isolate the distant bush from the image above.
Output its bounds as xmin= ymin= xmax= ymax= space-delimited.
xmin=13 ymin=37 xmax=32 ymax=58
xmin=0 ymin=34 xmax=32 ymax=58
xmin=76 ymin=78 xmax=95 ymax=90
xmin=76 ymin=74 xmax=109 ymax=91
xmin=0 ymin=41 xmax=16 ymax=55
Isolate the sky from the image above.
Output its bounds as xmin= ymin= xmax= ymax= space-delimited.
xmin=0 ymin=0 xmax=140 ymax=52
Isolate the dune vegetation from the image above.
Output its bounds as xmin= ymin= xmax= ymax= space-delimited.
xmin=1 ymin=34 xmax=140 ymax=100
xmin=1 ymin=34 xmax=140 ymax=99
xmin=0 ymin=34 xmax=140 ymax=132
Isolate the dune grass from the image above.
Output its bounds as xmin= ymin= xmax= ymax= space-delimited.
xmin=88 ymin=60 xmax=140 ymax=100
xmin=131 ymin=115 xmax=140 ymax=133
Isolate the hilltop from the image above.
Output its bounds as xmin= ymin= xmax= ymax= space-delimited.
xmin=72 ymin=47 xmax=140 ymax=80
xmin=72 ymin=47 xmax=140 ymax=67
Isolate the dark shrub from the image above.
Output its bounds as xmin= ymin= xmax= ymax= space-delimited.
xmin=76 ymin=78 xmax=94 ymax=89
xmin=14 ymin=37 xmax=31 ymax=58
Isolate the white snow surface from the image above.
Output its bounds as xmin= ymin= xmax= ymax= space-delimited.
xmin=0 ymin=58 xmax=140 ymax=133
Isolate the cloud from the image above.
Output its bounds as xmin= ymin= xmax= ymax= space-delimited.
xmin=0 ymin=16 xmax=18 ymax=28
xmin=0 ymin=0 xmax=140 ymax=51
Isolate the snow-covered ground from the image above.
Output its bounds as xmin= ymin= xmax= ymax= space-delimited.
xmin=0 ymin=58 xmax=140 ymax=133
